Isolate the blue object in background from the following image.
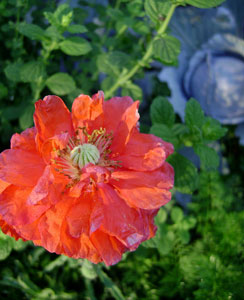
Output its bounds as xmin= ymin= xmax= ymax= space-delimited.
xmin=158 ymin=0 xmax=244 ymax=144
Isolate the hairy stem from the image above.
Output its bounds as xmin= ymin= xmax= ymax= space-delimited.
xmin=105 ymin=3 xmax=178 ymax=99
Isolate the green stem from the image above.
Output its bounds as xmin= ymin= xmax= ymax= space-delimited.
xmin=105 ymin=3 xmax=178 ymax=99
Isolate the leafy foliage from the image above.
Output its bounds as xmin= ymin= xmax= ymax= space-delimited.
xmin=0 ymin=0 xmax=242 ymax=299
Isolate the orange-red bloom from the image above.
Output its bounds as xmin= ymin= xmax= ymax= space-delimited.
xmin=0 ymin=91 xmax=174 ymax=265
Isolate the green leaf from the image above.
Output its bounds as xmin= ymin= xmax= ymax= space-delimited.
xmin=153 ymin=35 xmax=181 ymax=65
xmin=202 ymin=117 xmax=227 ymax=141
xmin=60 ymin=37 xmax=91 ymax=56
xmin=0 ymin=230 xmax=14 ymax=261
xmin=194 ymin=144 xmax=219 ymax=170
xmin=4 ymin=62 xmax=23 ymax=82
xmin=20 ymin=61 xmax=45 ymax=83
xmin=185 ymin=98 xmax=205 ymax=129
xmin=81 ymin=260 xmax=97 ymax=280
xmin=121 ymin=82 xmax=143 ymax=101
xmin=157 ymin=227 xmax=175 ymax=255
xmin=46 ymin=73 xmax=76 ymax=95
xmin=167 ymin=153 xmax=198 ymax=194
xmin=127 ymin=0 xmax=144 ymax=17
xmin=19 ymin=105 xmax=34 ymax=130
xmin=178 ymin=229 xmax=190 ymax=244
xmin=171 ymin=207 xmax=184 ymax=223
xmin=97 ymin=51 xmax=131 ymax=75
xmin=185 ymin=0 xmax=225 ymax=8
xmin=101 ymin=76 xmax=116 ymax=91
xmin=18 ymin=23 xmax=46 ymax=41
xmin=150 ymin=124 xmax=178 ymax=147
xmin=45 ymin=4 xmax=73 ymax=27
xmin=12 ymin=239 xmax=28 ymax=251
xmin=155 ymin=208 xmax=167 ymax=225
xmin=145 ymin=0 xmax=171 ymax=23
xmin=150 ymin=96 xmax=175 ymax=126
xmin=66 ymin=24 xmax=87 ymax=33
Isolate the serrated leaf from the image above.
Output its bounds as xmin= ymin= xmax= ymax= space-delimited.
xmin=150 ymin=124 xmax=178 ymax=147
xmin=97 ymin=51 xmax=131 ymax=75
xmin=150 ymin=96 xmax=175 ymax=126
xmin=194 ymin=144 xmax=219 ymax=170
xmin=185 ymin=98 xmax=205 ymax=129
xmin=45 ymin=4 xmax=73 ymax=27
xmin=60 ymin=37 xmax=91 ymax=56
xmin=145 ymin=0 xmax=171 ymax=23
xmin=171 ymin=207 xmax=184 ymax=223
xmin=46 ymin=73 xmax=76 ymax=95
xmin=18 ymin=23 xmax=46 ymax=40
xmin=153 ymin=35 xmax=180 ymax=65
xmin=202 ymin=117 xmax=227 ymax=141
xmin=185 ymin=0 xmax=225 ymax=8
xmin=20 ymin=61 xmax=45 ymax=83
xmin=4 ymin=62 xmax=23 ymax=82
xmin=121 ymin=82 xmax=142 ymax=101
xmin=66 ymin=24 xmax=87 ymax=33
xmin=167 ymin=153 xmax=198 ymax=194
xmin=45 ymin=26 xmax=63 ymax=41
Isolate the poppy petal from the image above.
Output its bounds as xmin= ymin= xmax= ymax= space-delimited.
xmin=0 ymin=149 xmax=45 ymax=187
xmin=34 ymin=95 xmax=73 ymax=146
xmin=103 ymin=96 xmax=134 ymax=132
xmin=72 ymin=92 xmax=104 ymax=131
xmin=98 ymin=183 xmax=148 ymax=249
xmin=117 ymin=129 xmax=174 ymax=171
xmin=0 ymin=185 xmax=50 ymax=227
xmin=11 ymin=127 xmax=37 ymax=152
xmin=110 ymin=101 xmax=140 ymax=154
xmin=90 ymin=229 xmax=126 ymax=266
xmin=0 ymin=179 xmax=10 ymax=193
xmin=111 ymin=163 xmax=174 ymax=209
xmin=0 ymin=215 xmax=21 ymax=240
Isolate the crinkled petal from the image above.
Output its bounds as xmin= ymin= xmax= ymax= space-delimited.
xmin=0 ymin=179 xmax=10 ymax=193
xmin=66 ymin=189 xmax=103 ymax=238
xmin=103 ymin=96 xmax=134 ymax=132
xmin=41 ymin=132 xmax=70 ymax=164
xmin=110 ymin=101 xmax=140 ymax=154
xmin=0 ymin=185 xmax=50 ymax=227
xmin=11 ymin=127 xmax=37 ymax=152
xmin=117 ymin=129 xmax=174 ymax=171
xmin=0 ymin=149 xmax=45 ymax=186
xmin=34 ymin=95 xmax=74 ymax=147
xmin=90 ymin=229 xmax=126 ymax=266
xmin=38 ymin=196 xmax=101 ymax=263
xmin=110 ymin=163 xmax=174 ymax=209
xmin=38 ymin=196 xmax=72 ymax=253
xmin=72 ymin=91 xmax=104 ymax=131
xmin=98 ymin=183 xmax=147 ymax=249
xmin=0 ymin=215 xmax=21 ymax=240
xmin=27 ymin=165 xmax=65 ymax=206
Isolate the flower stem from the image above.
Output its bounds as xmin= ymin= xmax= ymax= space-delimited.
xmin=105 ymin=3 xmax=178 ymax=99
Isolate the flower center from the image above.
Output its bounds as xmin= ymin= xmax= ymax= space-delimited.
xmin=70 ymin=143 xmax=100 ymax=168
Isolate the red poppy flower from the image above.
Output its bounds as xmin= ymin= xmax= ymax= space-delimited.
xmin=0 ymin=91 xmax=174 ymax=266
